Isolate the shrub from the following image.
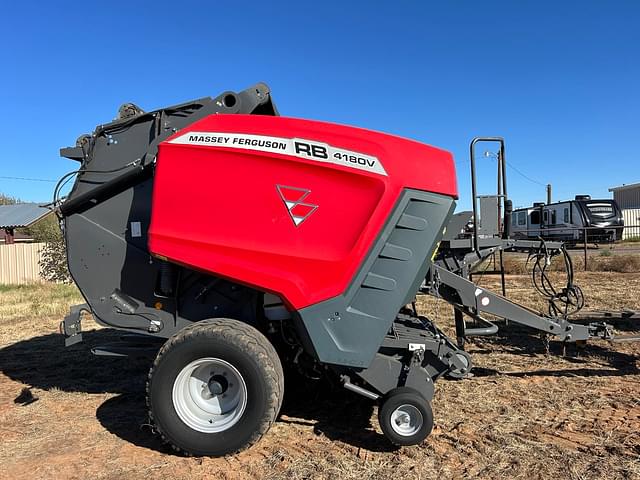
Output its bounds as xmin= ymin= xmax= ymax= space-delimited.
xmin=499 ymin=253 xmax=640 ymax=275
xmin=592 ymin=255 xmax=640 ymax=273
xmin=39 ymin=236 xmax=71 ymax=283
xmin=34 ymin=217 xmax=71 ymax=283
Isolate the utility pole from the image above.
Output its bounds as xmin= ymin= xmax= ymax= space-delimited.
xmin=546 ymin=183 xmax=552 ymax=205
xmin=497 ymin=151 xmax=503 ymax=234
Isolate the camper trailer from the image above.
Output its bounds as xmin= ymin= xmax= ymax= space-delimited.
xmin=511 ymin=195 xmax=624 ymax=244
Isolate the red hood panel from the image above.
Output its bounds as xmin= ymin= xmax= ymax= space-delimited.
xmin=149 ymin=115 xmax=457 ymax=309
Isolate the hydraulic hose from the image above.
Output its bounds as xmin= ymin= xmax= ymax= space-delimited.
xmin=527 ymin=240 xmax=584 ymax=317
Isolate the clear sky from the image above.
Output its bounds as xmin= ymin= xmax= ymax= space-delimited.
xmin=0 ymin=1 xmax=638 ymax=210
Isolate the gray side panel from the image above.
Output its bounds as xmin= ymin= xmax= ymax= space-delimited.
xmin=65 ymin=182 xmax=175 ymax=334
xmin=298 ymin=190 xmax=455 ymax=368
xmin=63 ymin=84 xmax=277 ymax=338
xmin=479 ymin=195 xmax=499 ymax=236
xmin=443 ymin=211 xmax=472 ymax=240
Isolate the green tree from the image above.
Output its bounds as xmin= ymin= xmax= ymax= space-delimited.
xmin=0 ymin=193 xmax=20 ymax=205
xmin=25 ymin=214 xmax=60 ymax=242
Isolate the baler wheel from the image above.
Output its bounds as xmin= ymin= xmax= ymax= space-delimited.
xmin=147 ymin=318 xmax=284 ymax=456
xmin=378 ymin=387 xmax=433 ymax=446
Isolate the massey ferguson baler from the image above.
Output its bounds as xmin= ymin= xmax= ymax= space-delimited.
xmin=57 ymin=83 xmax=625 ymax=456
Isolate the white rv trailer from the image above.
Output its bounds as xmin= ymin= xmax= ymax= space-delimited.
xmin=511 ymin=195 xmax=624 ymax=244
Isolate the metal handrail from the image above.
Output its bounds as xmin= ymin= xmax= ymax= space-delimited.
xmin=469 ymin=137 xmax=507 ymax=256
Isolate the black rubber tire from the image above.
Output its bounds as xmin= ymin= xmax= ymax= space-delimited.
xmin=378 ymin=387 xmax=434 ymax=446
xmin=147 ymin=318 xmax=284 ymax=456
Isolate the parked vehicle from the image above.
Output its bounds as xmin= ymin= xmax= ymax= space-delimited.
xmin=511 ymin=195 xmax=624 ymax=244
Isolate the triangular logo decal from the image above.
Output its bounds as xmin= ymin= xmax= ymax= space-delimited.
xmin=276 ymin=185 xmax=318 ymax=227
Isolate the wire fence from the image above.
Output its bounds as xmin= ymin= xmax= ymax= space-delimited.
xmin=621 ymin=225 xmax=640 ymax=242
xmin=512 ymin=224 xmax=640 ymax=271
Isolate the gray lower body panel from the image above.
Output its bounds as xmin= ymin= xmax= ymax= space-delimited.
xmin=297 ymin=189 xmax=455 ymax=368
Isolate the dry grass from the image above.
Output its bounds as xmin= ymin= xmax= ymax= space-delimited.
xmin=1 ymin=276 xmax=639 ymax=480
xmin=0 ymin=283 xmax=82 ymax=346
xmin=0 ymin=283 xmax=81 ymax=323
xmin=501 ymin=253 xmax=640 ymax=275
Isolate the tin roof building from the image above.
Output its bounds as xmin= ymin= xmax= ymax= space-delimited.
xmin=609 ymin=182 xmax=640 ymax=239
xmin=0 ymin=203 xmax=51 ymax=243
xmin=609 ymin=182 xmax=640 ymax=209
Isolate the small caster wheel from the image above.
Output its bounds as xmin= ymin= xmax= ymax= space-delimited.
xmin=378 ymin=387 xmax=434 ymax=446
xmin=446 ymin=351 xmax=472 ymax=380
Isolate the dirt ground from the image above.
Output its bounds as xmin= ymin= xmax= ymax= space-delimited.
xmin=0 ymin=273 xmax=639 ymax=480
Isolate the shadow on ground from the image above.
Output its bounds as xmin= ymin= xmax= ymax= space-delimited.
xmin=0 ymin=329 xmax=153 ymax=394
xmin=279 ymin=370 xmax=397 ymax=453
xmin=469 ymin=320 xmax=639 ymax=377
xmin=0 ymin=330 xmax=394 ymax=454
xmin=1 ymin=327 xmax=637 ymax=455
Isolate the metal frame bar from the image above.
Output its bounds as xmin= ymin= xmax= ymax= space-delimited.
xmin=469 ymin=137 xmax=507 ymax=256
xmin=430 ymin=262 xmax=618 ymax=342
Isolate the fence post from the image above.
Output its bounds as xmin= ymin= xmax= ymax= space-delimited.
xmin=583 ymin=228 xmax=588 ymax=271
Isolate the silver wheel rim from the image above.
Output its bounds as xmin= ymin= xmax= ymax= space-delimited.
xmin=390 ymin=404 xmax=423 ymax=437
xmin=172 ymin=357 xmax=247 ymax=433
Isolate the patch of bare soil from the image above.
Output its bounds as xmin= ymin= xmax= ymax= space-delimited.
xmin=1 ymin=273 xmax=639 ymax=480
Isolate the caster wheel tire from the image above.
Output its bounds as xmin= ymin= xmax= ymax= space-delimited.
xmin=147 ymin=318 xmax=284 ymax=456
xmin=446 ymin=351 xmax=473 ymax=380
xmin=378 ymin=387 xmax=434 ymax=446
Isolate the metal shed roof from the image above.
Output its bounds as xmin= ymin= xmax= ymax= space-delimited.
xmin=609 ymin=182 xmax=640 ymax=192
xmin=0 ymin=203 xmax=51 ymax=228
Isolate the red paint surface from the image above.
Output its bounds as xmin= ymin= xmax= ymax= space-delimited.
xmin=148 ymin=115 xmax=457 ymax=309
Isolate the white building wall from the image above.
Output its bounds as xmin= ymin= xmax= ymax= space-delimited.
xmin=622 ymin=208 xmax=640 ymax=240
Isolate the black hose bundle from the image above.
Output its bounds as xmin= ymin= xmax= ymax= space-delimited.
xmin=527 ymin=240 xmax=584 ymax=317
